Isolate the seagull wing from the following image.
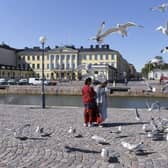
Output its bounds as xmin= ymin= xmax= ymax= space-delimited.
xmin=123 ymin=22 xmax=137 ymax=28
xmin=135 ymin=108 xmax=140 ymax=120
xmin=156 ymin=26 xmax=163 ymax=31
xmin=99 ymin=27 xmax=119 ymax=38
xmin=96 ymin=21 xmax=105 ymax=37
xmin=88 ymin=36 xmax=96 ymax=41
xmin=166 ymin=21 xmax=168 ymax=30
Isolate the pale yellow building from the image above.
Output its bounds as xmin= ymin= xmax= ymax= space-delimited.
xmin=0 ymin=44 xmax=33 ymax=80
xmin=1 ymin=43 xmax=132 ymax=82
xmin=16 ymin=47 xmax=51 ymax=79
xmin=78 ymin=44 xmax=130 ymax=81
xmin=48 ymin=45 xmax=78 ymax=80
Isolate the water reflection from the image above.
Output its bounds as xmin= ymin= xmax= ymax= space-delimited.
xmin=0 ymin=94 xmax=168 ymax=108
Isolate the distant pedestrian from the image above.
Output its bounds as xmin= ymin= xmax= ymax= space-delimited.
xmin=94 ymin=79 xmax=108 ymax=127
xmin=82 ymin=77 xmax=96 ymax=127
xmin=124 ymin=78 xmax=128 ymax=86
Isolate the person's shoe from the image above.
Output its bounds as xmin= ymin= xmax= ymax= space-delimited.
xmin=99 ymin=124 xmax=103 ymax=128
xmin=88 ymin=123 xmax=93 ymax=127
xmin=83 ymin=123 xmax=87 ymax=127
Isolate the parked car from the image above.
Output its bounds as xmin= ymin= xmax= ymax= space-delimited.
xmin=18 ymin=78 xmax=28 ymax=85
xmin=160 ymin=76 xmax=168 ymax=84
xmin=45 ymin=80 xmax=57 ymax=86
xmin=0 ymin=78 xmax=7 ymax=85
xmin=7 ymin=79 xmax=17 ymax=85
xmin=28 ymin=78 xmax=41 ymax=85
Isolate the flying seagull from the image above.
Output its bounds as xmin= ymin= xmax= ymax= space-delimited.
xmin=161 ymin=46 xmax=168 ymax=53
xmin=113 ymin=22 xmax=144 ymax=37
xmin=151 ymin=3 xmax=168 ymax=12
xmin=89 ymin=21 xmax=121 ymax=43
xmin=135 ymin=108 xmax=141 ymax=121
xmin=146 ymin=101 xmax=160 ymax=112
xmin=156 ymin=21 xmax=168 ymax=36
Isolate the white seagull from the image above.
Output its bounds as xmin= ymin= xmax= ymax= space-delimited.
xmin=146 ymin=101 xmax=160 ymax=112
xmin=116 ymin=125 xmax=122 ymax=134
xmin=89 ymin=21 xmax=116 ymax=43
xmin=101 ymin=148 xmax=109 ymax=161
xmin=91 ymin=135 xmax=106 ymax=144
xmin=113 ymin=22 xmax=144 ymax=37
xmin=156 ymin=21 xmax=168 ymax=36
xmin=135 ymin=108 xmax=141 ymax=121
xmin=161 ymin=46 xmax=168 ymax=53
xmin=68 ymin=126 xmax=76 ymax=134
xmin=121 ymin=141 xmax=144 ymax=152
xmin=151 ymin=3 xmax=168 ymax=12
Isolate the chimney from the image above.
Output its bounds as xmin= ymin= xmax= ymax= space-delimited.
xmin=90 ymin=45 xmax=93 ymax=49
xmin=96 ymin=45 xmax=99 ymax=48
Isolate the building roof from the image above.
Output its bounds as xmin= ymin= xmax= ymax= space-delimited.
xmin=78 ymin=44 xmax=118 ymax=53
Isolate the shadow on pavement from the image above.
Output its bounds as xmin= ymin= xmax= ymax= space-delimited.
xmin=64 ymin=145 xmax=100 ymax=154
xmin=103 ymin=122 xmax=149 ymax=128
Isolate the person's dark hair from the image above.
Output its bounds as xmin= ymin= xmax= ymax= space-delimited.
xmin=85 ymin=77 xmax=92 ymax=85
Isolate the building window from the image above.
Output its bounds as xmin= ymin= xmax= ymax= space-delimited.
xmin=32 ymin=56 xmax=35 ymax=60
xmin=32 ymin=64 xmax=35 ymax=69
xmin=51 ymin=64 xmax=54 ymax=69
xmin=56 ymin=55 xmax=59 ymax=60
xmin=67 ymin=55 xmax=70 ymax=60
xmin=47 ymin=64 xmax=49 ymax=69
xmin=95 ymin=55 xmax=98 ymax=60
xmin=37 ymin=56 xmax=40 ymax=60
xmin=51 ymin=55 xmax=54 ymax=61
xmin=111 ymin=54 xmax=115 ymax=60
xmin=61 ymin=55 xmax=64 ymax=61
xmin=37 ymin=64 xmax=40 ymax=69
xmin=27 ymin=56 xmax=30 ymax=60
xmin=72 ymin=55 xmax=75 ymax=60
xmin=100 ymin=55 xmax=103 ymax=60
xmin=81 ymin=55 xmax=84 ymax=60
xmin=72 ymin=63 xmax=75 ymax=69
xmin=106 ymin=55 xmax=108 ymax=60
xmin=61 ymin=64 xmax=64 ymax=70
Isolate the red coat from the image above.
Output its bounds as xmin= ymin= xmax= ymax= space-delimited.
xmin=82 ymin=85 xmax=95 ymax=104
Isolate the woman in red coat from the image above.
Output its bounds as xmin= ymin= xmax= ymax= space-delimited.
xmin=82 ymin=77 xmax=96 ymax=127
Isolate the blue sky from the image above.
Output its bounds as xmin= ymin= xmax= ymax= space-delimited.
xmin=0 ymin=0 xmax=168 ymax=72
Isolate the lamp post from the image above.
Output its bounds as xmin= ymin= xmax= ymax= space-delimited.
xmin=39 ymin=36 xmax=46 ymax=109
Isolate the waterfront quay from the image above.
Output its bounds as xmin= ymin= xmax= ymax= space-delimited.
xmin=1 ymin=104 xmax=168 ymax=168
xmin=0 ymin=80 xmax=168 ymax=97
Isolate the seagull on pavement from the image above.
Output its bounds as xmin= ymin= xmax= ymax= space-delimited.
xmin=156 ymin=21 xmax=168 ymax=36
xmin=151 ymin=3 xmax=168 ymax=12
xmin=68 ymin=126 xmax=76 ymax=134
xmin=121 ymin=141 xmax=144 ymax=152
xmin=91 ymin=135 xmax=106 ymax=144
xmin=116 ymin=125 xmax=122 ymax=134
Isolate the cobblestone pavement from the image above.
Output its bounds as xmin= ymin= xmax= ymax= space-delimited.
xmin=0 ymin=104 xmax=168 ymax=168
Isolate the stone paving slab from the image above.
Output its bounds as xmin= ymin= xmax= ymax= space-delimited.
xmin=0 ymin=104 xmax=168 ymax=167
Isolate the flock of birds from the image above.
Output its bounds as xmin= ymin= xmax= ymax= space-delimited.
xmin=66 ymin=96 xmax=168 ymax=163
xmin=66 ymin=79 xmax=168 ymax=163
xmin=88 ymin=21 xmax=143 ymax=43
xmin=88 ymin=2 xmax=168 ymax=55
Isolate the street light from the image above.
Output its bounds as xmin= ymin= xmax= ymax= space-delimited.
xmin=39 ymin=36 xmax=46 ymax=109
